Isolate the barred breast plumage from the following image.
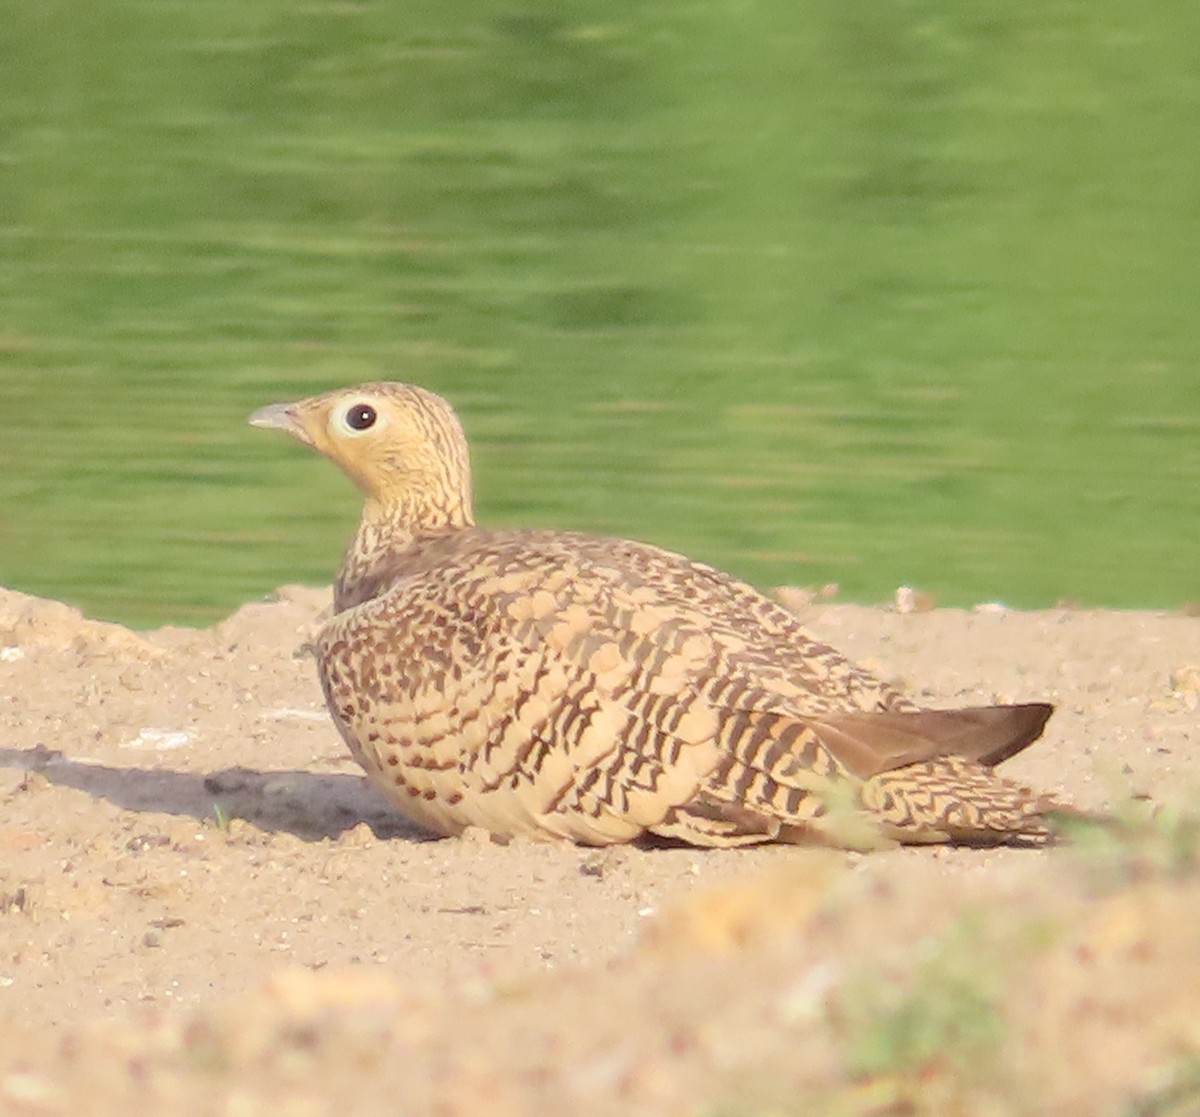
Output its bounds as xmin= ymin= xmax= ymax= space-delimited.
xmin=250 ymin=382 xmax=1066 ymax=849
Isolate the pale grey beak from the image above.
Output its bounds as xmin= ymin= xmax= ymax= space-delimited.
xmin=248 ymin=402 xmax=297 ymax=432
xmin=248 ymin=402 xmax=316 ymax=448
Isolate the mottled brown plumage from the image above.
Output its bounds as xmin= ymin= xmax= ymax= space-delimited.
xmin=251 ymin=382 xmax=1065 ymax=849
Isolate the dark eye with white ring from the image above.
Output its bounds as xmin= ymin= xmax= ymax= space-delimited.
xmin=345 ymin=403 xmax=377 ymax=432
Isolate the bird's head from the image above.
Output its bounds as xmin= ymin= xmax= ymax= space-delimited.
xmin=249 ymin=382 xmax=473 ymax=526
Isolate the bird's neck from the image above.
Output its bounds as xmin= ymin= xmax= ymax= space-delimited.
xmin=334 ymin=487 xmax=474 ymax=613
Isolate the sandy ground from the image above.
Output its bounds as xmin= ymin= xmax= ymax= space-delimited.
xmin=2 ymin=584 xmax=1199 ymax=1116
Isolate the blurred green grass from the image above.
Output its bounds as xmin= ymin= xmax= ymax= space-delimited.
xmin=1 ymin=0 xmax=1198 ymax=626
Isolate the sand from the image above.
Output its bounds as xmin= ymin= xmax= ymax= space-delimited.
xmin=2 ymin=584 xmax=1199 ymax=1115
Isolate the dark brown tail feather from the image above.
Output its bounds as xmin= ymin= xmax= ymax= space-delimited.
xmin=811 ymin=702 xmax=1055 ymax=780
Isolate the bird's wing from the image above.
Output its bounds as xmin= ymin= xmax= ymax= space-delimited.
xmin=321 ymin=534 xmax=1050 ymax=844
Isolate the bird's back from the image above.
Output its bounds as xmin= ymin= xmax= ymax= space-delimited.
xmin=323 ymin=526 xmax=916 ymax=723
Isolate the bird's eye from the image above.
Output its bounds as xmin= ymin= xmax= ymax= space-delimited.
xmin=345 ymin=403 xmax=377 ymax=432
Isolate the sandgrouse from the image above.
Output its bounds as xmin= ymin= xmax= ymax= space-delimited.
xmin=251 ymin=382 xmax=1064 ymax=849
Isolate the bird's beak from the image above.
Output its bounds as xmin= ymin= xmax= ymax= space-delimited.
xmin=248 ymin=402 xmax=314 ymax=447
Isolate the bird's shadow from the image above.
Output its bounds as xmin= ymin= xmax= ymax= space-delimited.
xmin=0 ymin=746 xmax=431 ymax=842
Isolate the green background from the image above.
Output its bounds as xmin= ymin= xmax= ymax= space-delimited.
xmin=2 ymin=0 xmax=1198 ymax=626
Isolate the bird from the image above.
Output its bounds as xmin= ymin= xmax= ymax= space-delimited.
xmin=250 ymin=382 xmax=1064 ymax=850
